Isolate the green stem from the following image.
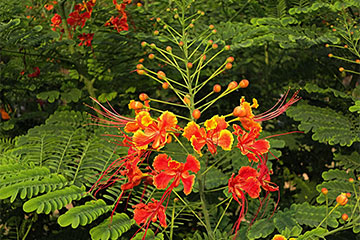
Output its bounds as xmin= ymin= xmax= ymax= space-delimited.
xmin=214 ymin=197 xmax=232 ymax=233
xmin=170 ymin=199 xmax=176 ymax=240
xmin=316 ymin=203 xmax=339 ymax=229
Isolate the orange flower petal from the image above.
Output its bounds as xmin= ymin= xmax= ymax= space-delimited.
xmin=158 ymin=111 xmax=177 ymax=130
xmin=183 ymin=121 xmax=201 ymax=140
xmin=184 ymin=155 xmax=200 ymax=173
xmin=217 ymin=129 xmax=234 ymax=150
xmin=124 ymin=121 xmax=139 ymax=132
xmin=154 ymin=172 xmax=175 ymax=189
xmin=153 ymin=154 xmax=171 ymax=171
xmin=181 ymin=174 xmax=195 ymax=195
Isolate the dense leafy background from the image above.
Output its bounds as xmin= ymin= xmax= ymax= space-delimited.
xmin=1 ymin=0 xmax=359 ymax=239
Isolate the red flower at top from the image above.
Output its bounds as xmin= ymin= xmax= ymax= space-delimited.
xmin=153 ymin=154 xmax=200 ymax=195
xmin=233 ymin=124 xmax=270 ymax=162
xmin=67 ymin=1 xmax=95 ymax=31
xmin=105 ymin=0 xmax=130 ymax=32
xmin=183 ymin=115 xmax=233 ymax=155
xmin=50 ymin=13 xmax=62 ymax=31
xmin=132 ymin=111 xmax=178 ymax=150
xmin=27 ymin=67 xmax=40 ymax=78
xmin=133 ymin=198 xmax=167 ymax=228
xmin=228 ymin=166 xmax=261 ymax=202
xmin=78 ymin=33 xmax=94 ymax=47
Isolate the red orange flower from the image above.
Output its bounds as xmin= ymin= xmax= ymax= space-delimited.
xmin=50 ymin=13 xmax=62 ymax=31
xmin=27 ymin=67 xmax=40 ymax=78
xmin=132 ymin=111 xmax=178 ymax=150
xmin=133 ymin=198 xmax=167 ymax=228
xmin=67 ymin=1 xmax=95 ymax=31
xmin=228 ymin=166 xmax=261 ymax=202
xmin=44 ymin=4 xmax=54 ymax=11
xmin=153 ymin=154 xmax=200 ymax=195
xmin=233 ymin=124 xmax=270 ymax=162
xmin=183 ymin=115 xmax=233 ymax=155
xmin=78 ymin=33 xmax=94 ymax=47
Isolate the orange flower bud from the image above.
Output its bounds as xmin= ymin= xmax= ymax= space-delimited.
xmin=202 ymin=54 xmax=206 ymax=61
xmin=336 ymin=193 xmax=348 ymax=206
xmin=212 ymin=29 xmax=217 ymax=34
xmin=148 ymin=54 xmax=155 ymax=60
xmin=239 ymin=79 xmax=249 ymax=88
xmin=138 ymin=58 xmax=145 ymax=63
xmin=328 ymin=53 xmax=333 ymax=57
xmin=226 ymin=57 xmax=234 ymax=63
xmin=150 ymin=43 xmax=156 ymax=48
xmin=141 ymin=41 xmax=147 ymax=47
xmin=157 ymin=71 xmax=166 ymax=80
xmin=129 ymin=100 xmax=143 ymax=110
xmin=342 ymin=213 xmax=348 ymax=221
xmin=207 ymin=40 xmax=213 ymax=45
xmin=187 ymin=62 xmax=193 ymax=69
xmin=166 ymin=46 xmax=172 ymax=52
xmin=321 ymin=188 xmax=328 ymax=195
xmin=224 ymin=45 xmax=231 ymax=50
xmin=225 ymin=63 xmax=233 ymax=70
xmin=179 ymin=41 xmax=184 ymax=47
xmin=213 ymin=84 xmax=221 ymax=93
xmin=189 ymin=23 xmax=194 ymax=28
xmin=139 ymin=93 xmax=148 ymax=101
xmin=356 ymin=59 xmax=360 ymax=63
xmin=349 ymin=178 xmax=354 ymax=183
xmin=339 ymin=67 xmax=344 ymax=72
xmin=162 ymin=82 xmax=169 ymax=89
xmin=209 ymin=25 xmax=214 ymax=29
xmin=346 ymin=192 xmax=351 ymax=198
xmin=227 ymin=81 xmax=237 ymax=90
xmin=153 ymin=30 xmax=159 ymax=35
xmin=212 ymin=43 xmax=218 ymax=49
xmin=137 ymin=69 xmax=146 ymax=75
xmin=184 ymin=95 xmax=191 ymax=105
xmin=136 ymin=64 xmax=144 ymax=70
xmin=192 ymin=109 xmax=201 ymax=120
xmin=325 ymin=44 xmax=329 ymax=47
xmin=233 ymin=106 xmax=246 ymax=117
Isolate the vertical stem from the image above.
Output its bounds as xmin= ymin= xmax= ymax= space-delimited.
xmin=198 ymin=155 xmax=214 ymax=239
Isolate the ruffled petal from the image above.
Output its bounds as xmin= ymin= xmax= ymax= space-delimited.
xmin=183 ymin=121 xmax=201 ymax=140
xmin=153 ymin=154 xmax=171 ymax=172
xmin=184 ymin=155 xmax=200 ymax=173
xmin=154 ymin=172 xmax=175 ymax=189
xmin=181 ymin=174 xmax=195 ymax=195
xmin=218 ymin=129 xmax=234 ymax=151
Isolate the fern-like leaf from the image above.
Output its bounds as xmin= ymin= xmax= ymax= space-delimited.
xmin=0 ymin=173 xmax=68 ymax=202
xmin=286 ymin=102 xmax=360 ymax=146
xmin=89 ymin=213 xmax=134 ymax=240
xmin=247 ymin=218 xmax=275 ymax=239
xmin=22 ymin=185 xmax=86 ymax=214
xmin=58 ymin=199 xmax=112 ymax=228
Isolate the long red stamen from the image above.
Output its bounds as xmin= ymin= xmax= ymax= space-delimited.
xmin=254 ymin=89 xmax=301 ymax=122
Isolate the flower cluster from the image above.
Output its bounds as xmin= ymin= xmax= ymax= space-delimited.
xmin=89 ymin=6 xmax=301 ymax=239
xmin=105 ymin=0 xmax=131 ymax=32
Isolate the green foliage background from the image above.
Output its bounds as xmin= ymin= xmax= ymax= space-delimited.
xmin=1 ymin=0 xmax=359 ymax=239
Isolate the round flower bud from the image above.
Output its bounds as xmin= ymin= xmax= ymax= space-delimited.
xmin=225 ymin=63 xmax=233 ymax=70
xmin=187 ymin=62 xmax=193 ymax=69
xmin=342 ymin=213 xmax=349 ymax=221
xmin=321 ymin=188 xmax=328 ymax=195
xmin=212 ymin=29 xmax=217 ymax=34
xmin=129 ymin=101 xmax=143 ymax=110
xmin=212 ymin=43 xmax=218 ymax=49
xmin=349 ymin=178 xmax=354 ymax=183
xmin=166 ymin=46 xmax=172 ymax=52
xmin=207 ymin=40 xmax=213 ymax=45
xmin=224 ymin=45 xmax=231 ymax=50
xmin=227 ymin=81 xmax=238 ymax=90
xmin=339 ymin=67 xmax=345 ymax=72
xmin=328 ymin=53 xmax=333 ymax=57
xmin=346 ymin=192 xmax=351 ymax=198
xmin=156 ymin=17 xmax=161 ymax=22
xmin=336 ymin=193 xmax=348 ymax=206
xmin=209 ymin=25 xmax=214 ymax=29
xmin=150 ymin=43 xmax=156 ymax=49
xmin=162 ymin=82 xmax=169 ymax=89
xmin=153 ymin=30 xmax=159 ymax=36
xmin=136 ymin=64 xmax=144 ymax=70
xmin=239 ymin=79 xmax=249 ymax=88
xmin=141 ymin=41 xmax=147 ymax=48
xmin=137 ymin=69 xmax=146 ymax=75
xmin=157 ymin=71 xmax=166 ymax=80
xmin=192 ymin=109 xmax=201 ymax=119
xmin=233 ymin=106 xmax=246 ymax=117
xmin=213 ymin=84 xmax=221 ymax=93
xmin=226 ymin=57 xmax=234 ymax=63
xmin=148 ymin=53 xmax=155 ymax=60
xmin=184 ymin=95 xmax=191 ymax=105
xmin=179 ymin=41 xmax=184 ymax=47
xmin=139 ymin=93 xmax=148 ymax=101
xmin=189 ymin=23 xmax=194 ymax=28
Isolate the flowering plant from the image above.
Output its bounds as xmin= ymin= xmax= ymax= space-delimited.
xmin=89 ymin=1 xmax=301 ymax=239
